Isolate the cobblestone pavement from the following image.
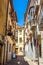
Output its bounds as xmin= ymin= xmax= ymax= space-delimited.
xmin=5 ymin=56 xmax=29 ymax=65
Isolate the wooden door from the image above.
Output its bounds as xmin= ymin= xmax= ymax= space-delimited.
xmin=15 ymin=48 xmax=18 ymax=55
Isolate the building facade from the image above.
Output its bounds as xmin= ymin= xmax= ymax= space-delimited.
xmin=15 ymin=24 xmax=25 ymax=56
xmin=0 ymin=0 xmax=9 ymax=65
xmin=5 ymin=0 xmax=17 ymax=63
xmin=24 ymin=0 xmax=43 ymax=60
xmin=0 ymin=0 xmax=17 ymax=65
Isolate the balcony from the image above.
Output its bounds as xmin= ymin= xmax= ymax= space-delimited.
xmin=37 ymin=31 xmax=41 ymax=36
xmin=36 ymin=30 xmax=41 ymax=41
xmin=30 ymin=19 xmax=37 ymax=30
xmin=9 ymin=9 xmax=12 ymax=16
xmin=35 ymin=0 xmax=40 ymax=5
xmin=35 ymin=5 xmax=39 ymax=15
xmin=7 ymin=30 xmax=12 ymax=36
xmin=26 ymin=30 xmax=33 ymax=41
xmin=10 ymin=14 xmax=14 ymax=18
xmin=39 ymin=18 xmax=43 ymax=31
xmin=7 ymin=26 xmax=13 ymax=36
xmin=26 ymin=34 xmax=30 ymax=39
xmin=12 ymin=35 xmax=15 ymax=39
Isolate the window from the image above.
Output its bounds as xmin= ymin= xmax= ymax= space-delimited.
xmin=15 ymin=38 xmax=18 ymax=42
xmin=15 ymin=30 xmax=18 ymax=40
xmin=20 ymin=47 xmax=22 ymax=51
xmin=30 ymin=7 xmax=36 ymax=17
xmin=19 ymin=30 xmax=22 ymax=32
xmin=13 ymin=30 xmax=18 ymax=41
xmin=15 ymin=30 xmax=18 ymax=42
xmin=19 ymin=30 xmax=22 ymax=35
xmin=41 ymin=5 xmax=43 ymax=10
xmin=19 ymin=38 xmax=22 ymax=43
xmin=36 ymin=0 xmax=38 ymax=3
xmin=28 ymin=14 xmax=31 ymax=21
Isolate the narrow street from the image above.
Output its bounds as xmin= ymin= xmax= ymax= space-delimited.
xmin=5 ymin=56 xmax=29 ymax=65
xmin=0 ymin=0 xmax=43 ymax=65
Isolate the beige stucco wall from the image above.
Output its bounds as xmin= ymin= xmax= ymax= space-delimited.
xmin=1 ymin=45 xmax=4 ymax=65
xmin=4 ymin=36 xmax=13 ymax=62
xmin=0 ymin=0 xmax=8 ymax=35
xmin=41 ymin=31 xmax=43 ymax=58
xmin=7 ymin=43 xmax=12 ymax=61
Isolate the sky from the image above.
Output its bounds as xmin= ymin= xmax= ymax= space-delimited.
xmin=12 ymin=0 xmax=28 ymax=27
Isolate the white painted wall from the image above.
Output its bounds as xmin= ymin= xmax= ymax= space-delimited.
xmin=41 ymin=31 xmax=43 ymax=58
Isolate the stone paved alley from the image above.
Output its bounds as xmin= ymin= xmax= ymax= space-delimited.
xmin=4 ymin=56 xmax=29 ymax=65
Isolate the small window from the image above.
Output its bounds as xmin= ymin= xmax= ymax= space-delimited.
xmin=19 ymin=30 xmax=22 ymax=35
xmin=15 ymin=30 xmax=18 ymax=40
xmin=15 ymin=38 xmax=18 ymax=42
xmin=37 ymin=0 xmax=38 ymax=3
xmin=20 ymin=47 xmax=22 ymax=51
xmin=19 ymin=30 xmax=22 ymax=32
xmin=9 ymin=44 xmax=11 ymax=52
xmin=19 ymin=38 xmax=22 ymax=43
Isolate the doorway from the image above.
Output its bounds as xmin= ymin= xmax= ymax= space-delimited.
xmin=0 ymin=46 xmax=2 ymax=65
xmin=39 ymin=44 xmax=41 ymax=57
xmin=15 ymin=48 xmax=18 ymax=55
xmin=0 ymin=44 xmax=3 ymax=65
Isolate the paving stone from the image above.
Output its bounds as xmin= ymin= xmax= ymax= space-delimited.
xmin=4 ymin=56 xmax=29 ymax=65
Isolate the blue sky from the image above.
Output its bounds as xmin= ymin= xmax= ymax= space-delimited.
xmin=12 ymin=0 xmax=28 ymax=27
